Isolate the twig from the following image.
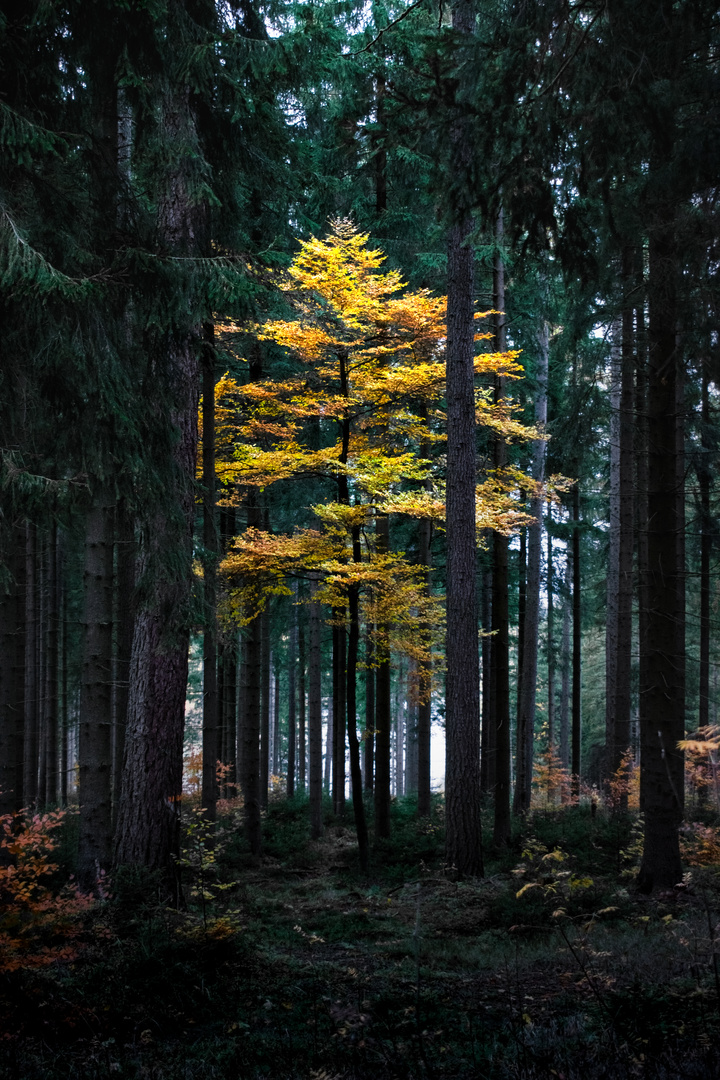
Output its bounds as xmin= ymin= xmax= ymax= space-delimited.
xmin=349 ymin=0 xmax=427 ymax=55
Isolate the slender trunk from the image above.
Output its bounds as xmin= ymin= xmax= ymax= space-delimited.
xmin=613 ymin=264 xmax=635 ymax=802
xmin=347 ymin=527 xmax=369 ymax=872
xmin=36 ymin=533 xmax=47 ymax=808
xmin=559 ymin=546 xmax=572 ymax=770
xmin=492 ymin=211 xmax=511 ymax=847
xmin=480 ymin=564 xmax=494 ymax=794
xmin=78 ymin=492 xmax=115 ymax=885
xmin=638 ymin=205 xmax=685 ymax=891
xmin=417 ymin=537 xmax=433 ymax=816
xmin=571 ymin=485 xmax=582 ymax=796
xmin=546 ymin=512 xmax=555 ymax=757
xmin=273 ymin=658 xmax=281 ymax=777
xmin=112 ymin=506 xmax=134 ymax=827
xmin=516 ymin=524 xmax=526 ymax=724
xmin=241 ymin=491 xmax=263 ymax=855
xmin=0 ymin=525 xmax=25 ymax=814
xmin=45 ymin=522 xmax=60 ymax=804
xmin=309 ymin=577 xmax=324 ymax=838
xmin=394 ymin=657 xmax=404 ymax=797
xmin=332 ymin=616 xmax=347 ymax=815
xmin=374 ymin=515 xmax=392 ymax=839
xmin=260 ymin=604 xmax=270 ymax=808
xmin=605 ymin=325 xmax=621 ymax=784
xmin=23 ymin=522 xmax=39 ymax=807
xmin=699 ymin=362 xmax=711 ymax=731
xmin=298 ymin=611 xmax=306 ymax=789
xmin=202 ymin=333 xmax=218 ymax=820
xmin=287 ymin=608 xmax=297 ymax=798
xmin=514 ymin=321 xmax=548 ymax=814
xmin=364 ymin=625 xmax=375 ymax=792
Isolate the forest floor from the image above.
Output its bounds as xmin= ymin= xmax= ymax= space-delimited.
xmin=4 ymin=797 xmax=720 ymax=1079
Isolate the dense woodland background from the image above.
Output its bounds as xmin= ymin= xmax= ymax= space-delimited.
xmin=2 ymin=0 xmax=720 ymax=1076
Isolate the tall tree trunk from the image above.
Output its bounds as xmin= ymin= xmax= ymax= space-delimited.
xmin=559 ymin=545 xmax=572 ymax=770
xmin=546 ymin=513 xmax=555 ymax=758
xmin=480 ymin=564 xmax=494 ymax=795
xmin=516 ymin=524 xmax=526 ymax=725
xmin=444 ymin=0 xmax=482 ymax=877
xmin=78 ymin=492 xmax=115 ymax=885
xmin=613 ymin=265 xmax=635 ymax=801
xmin=492 ymin=211 xmax=511 ymax=848
xmin=23 ymin=523 xmax=39 ymax=808
xmin=0 ymin=524 xmax=25 ymax=814
xmin=202 ymin=333 xmax=218 ymax=821
xmin=514 ymin=321 xmax=549 ymax=814
xmin=332 ymin=616 xmax=347 ymax=815
xmin=374 ymin=515 xmax=392 ymax=839
xmin=698 ymin=361 xmax=711 ymax=732
xmin=605 ymin=325 xmax=621 ymax=785
xmin=309 ymin=577 xmax=324 ymax=839
xmin=571 ymin=484 xmax=582 ymax=797
xmin=347 ymin=526 xmax=369 ymax=872
xmin=364 ymin=624 xmax=375 ymax=793
xmin=260 ymin=603 xmax=270 ymax=808
xmin=272 ymin=658 xmax=281 ymax=777
xmin=112 ymin=506 xmax=135 ymax=828
xmin=45 ymin=522 xmax=60 ymax=805
xmin=417 ymin=522 xmax=433 ymax=816
xmin=298 ymin=610 xmax=307 ymax=789
xmin=114 ymin=79 xmax=203 ymax=878
xmin=287 ymin=606 xmax=297 ymax=798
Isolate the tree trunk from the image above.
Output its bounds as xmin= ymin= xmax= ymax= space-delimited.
xmin=0 ymin=524 xmax=25 ymax=814
xmin=491 ymin=214 xmax=511 ymax=848
xmin=298 ymin=609 xmax=307 ymax=789
xmin=287 ymin=605 xmax=297 ymax=798
xmin=260 ymin=603 xmax=270 ymax=808
xmin=613 ymin=268 xmax=635 ymax=800
xmin=698 ymin=361 xmax=711 ymax=732
xmin=417 ymin=524 xmax=433 ymax=816
xmin=202 ymin=335 xmax=218 ymax=820
xmin=347 ymin=526 xmax=369 ymax=872
xmin=605 ymin=325 xmax=621 ymax=785
xmin=546 ymin=512 xmax=555 ymax=758
xmin=559 ymin=546 xmax=572 ymax=770
xmin=309 ymin=577 xmax=324 ymax=839
xmin=45 ymin=521 xmax=60 ymax=805
xmin=480 ymin=564 xmax=494 ymax=795
xmin=444 ymin=0 xmax=482 ymax=873
xmin=332 ymin=616 xmax=347 ymax=815
xmin=114 ymin=80 xmax=203 ymax=878
xmin=364 ymin=624 xmax=375 ymax=793
xmin=571 ymin=485 xmax=582 ymax=797
xmin=78 ymin=491 xmax=115 ymax=885
xmin=113 ymin=506 xmax=135 ymax=828
xmin=23 ymin=522 xmax=39 ymax=808
xmin=514 ymin=321 xmax=548 ymax=814
xmin=638 ymin=209 xmax=685 ymax=891
xmin=374 ymin=515 xmax=392 ymax=839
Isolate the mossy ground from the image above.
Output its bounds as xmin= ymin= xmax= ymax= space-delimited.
xmin=3 ymin=796 xmax=720 ymax=1078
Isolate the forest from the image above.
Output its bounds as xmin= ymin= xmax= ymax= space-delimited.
xmin=1 ymin=0 xmax=720 ymax=1076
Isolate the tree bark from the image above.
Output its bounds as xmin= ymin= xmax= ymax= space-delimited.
xmin=364 ymin=624 xmax=375 ymax=793
xmin=113 ymin=505 xmax=135 ymax=828
xmin=374 ymin=515 xmax=392 ymax=839
xmin=698 ymin=361 xmax=711 ymax=732
xmin=202 ymin=334 xmax=218 ymax=820
xmin=78 ymin=491 xmax=115 ymax=885
xmin=287 ymin=602 xmax=297 ymax=798
xmin=260 ymin=603 xmax=270 ymax=808
xmin=571 ymin=484 xmax=582 ymax=797
xmin=514 ymin=321 xmax=548 ymax=814
xmin=444 ymin=0 xmax=482 ymax=872
xmin=298 ymin=608 xmax=307 ymax=789
xmin=114 ymin=78 xmax=203 ymax=879
xmin=637 ymin=211 xmax=685 ymax=891
xmin=23 ymin=522 xmax=39 ymax=808
xmin=546 ymin=512 xmax=555 ymax=758
xmin=309 ymin=577 xmax=324 ymax=839
xmin=491 ymin=217 xmax=511 ymax=848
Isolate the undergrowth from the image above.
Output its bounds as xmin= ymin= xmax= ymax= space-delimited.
xmin=3 ymin=798 xmax=720 ymax=1078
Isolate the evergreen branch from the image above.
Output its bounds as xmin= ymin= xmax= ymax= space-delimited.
xmin=0 ymin=209 xmax=95 ymax=297
xmin=349 ymin=0 xmax=428 ymax=56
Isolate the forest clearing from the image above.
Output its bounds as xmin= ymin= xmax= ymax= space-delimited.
xmin=2 ymin=0 xmax=720 ymax=1075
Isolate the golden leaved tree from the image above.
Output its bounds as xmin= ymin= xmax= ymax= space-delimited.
xmin=210 ymin=220 xmax=538 ymax=861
